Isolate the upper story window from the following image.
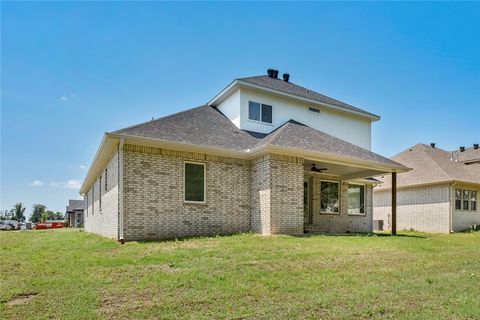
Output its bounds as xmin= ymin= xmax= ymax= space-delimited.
xmin=248 ymin=101 xmax=272 ymax=124
xmin=455 ymin=189 xmax=477 ymax=211
xmin=308 ymin=107 xmax=320 ymax=113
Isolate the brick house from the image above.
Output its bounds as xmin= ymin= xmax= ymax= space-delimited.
xmin=373 ymin=143 xmax=480 ymax=233
xmin=80 ymin=70 xmax=408 ymax=241
xmin=65 ymin=199 xmax=84 ymax=228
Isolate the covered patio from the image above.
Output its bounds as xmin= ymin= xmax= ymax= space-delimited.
xmin=301 ymin=158 xmax=400 ymax=234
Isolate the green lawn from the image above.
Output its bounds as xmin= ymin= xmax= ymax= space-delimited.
xmin=1 ymin=229 xmax=479 ymax=319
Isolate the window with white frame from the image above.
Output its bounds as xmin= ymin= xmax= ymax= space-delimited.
xmin=348 ymin=184 xmax=365 ymax=215
xmin=320 ymin=181 xmax=339 ymax=214
xmin=184 ymin=162 xmax=206 ymax=202
xmin=455 ymin=188 xmax=477 ymax=211
xmin=248 ymin=101 xmax=272 ymax=124
xmin=92 ymin=185 xmax=94 ymax=215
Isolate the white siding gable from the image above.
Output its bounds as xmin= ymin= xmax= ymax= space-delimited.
xmin=218 ymin=87 xmax=372 ymax=150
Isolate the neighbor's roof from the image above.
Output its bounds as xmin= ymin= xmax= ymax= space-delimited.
xmin=375 ymin=144 xmax=480 ymax=190
xmin=66 ymin=199 xmax=83 ymax=212
xmin=454 ymin=146 xmax=480 ymax=164
xmin=112 ymin=105 xmax=404 ymax=170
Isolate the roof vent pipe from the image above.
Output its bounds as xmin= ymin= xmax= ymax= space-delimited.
xmin=460 ymin=146 xmax=465 ymax=152
xmin=430 ymin=143 xmax=435 ymax=148
xmin=474 ymin=144 xmax=479 ymax=149
xmin=267 ymin=69 xmax=275 ymax=78
xmin=283 ymin=73 xmax=290 ymax=82
xmin=272 ymin=69 xmax=279 ymax=78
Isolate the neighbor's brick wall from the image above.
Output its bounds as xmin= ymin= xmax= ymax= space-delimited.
xmin=122 ymin=145 xmax=251 ymax=241
xmin=373 ymin=184 xmax=451 ymax=233
xmin=84 ymin=150 xmax=119 ymax=239
xmin=250 ymin=154 xmax=304 ymax=236
xmin=306 ymin=174 xmax=373 ymax=233
xmin=452 ymin=184 xmax=480 ymax=232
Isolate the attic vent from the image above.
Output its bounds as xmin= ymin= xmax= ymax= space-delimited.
xmin=430 ymin=143 xmax=435 ymax=148
xmin=282 ymin=73 xmax=290 ymax=82
xmin=267 ymin=69 xmax=278 ymax=78
xmin=460 ymin=146 xmax=465 ymax=152
xmin=474 ymin=144 xmax=479 ymax=150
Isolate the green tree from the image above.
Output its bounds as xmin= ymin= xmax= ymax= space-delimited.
xmin=44 ymin=210 xmax=64 ymax=221
xmin=40 ymin=212 xmax=49 ymax=222
xmin=31 ymin=204 xmax=47 ymax=223
xmin=10 ymin=202 xmax=26 ymax=222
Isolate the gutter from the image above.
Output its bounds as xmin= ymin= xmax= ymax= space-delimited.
xmin=118 ymin=137 xmax=125 ymax=243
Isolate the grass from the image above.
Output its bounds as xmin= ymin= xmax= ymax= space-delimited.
xmin=1 ymin=229 xmax=479 ymax=319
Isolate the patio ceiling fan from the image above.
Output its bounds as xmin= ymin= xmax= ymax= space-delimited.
xmin=311 ymin=164 xmax=327 ymax=173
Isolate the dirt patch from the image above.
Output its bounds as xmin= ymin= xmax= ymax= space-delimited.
xmin=6 ymin=293 xmax=37 ymax=306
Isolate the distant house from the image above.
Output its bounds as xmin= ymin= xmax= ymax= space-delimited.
xmin=65 ymin=200 xmax=84 ymax=228
xmin=373 ymin=144 xmax=480 ymax=233
xmin=79 ymin=70 xmax=408 ymax=241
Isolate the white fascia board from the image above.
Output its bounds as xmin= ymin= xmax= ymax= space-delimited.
xmin=79 ymin=134 xmax=119 ymax=195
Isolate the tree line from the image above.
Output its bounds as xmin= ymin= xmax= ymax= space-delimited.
xmin=0 ymin=203 xmax=64 ymax=223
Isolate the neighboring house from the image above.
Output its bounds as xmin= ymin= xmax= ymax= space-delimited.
xmin=65 ymin=200 xmax=84 ymax=228
xmin=80 ymin=69 xmax=408 ymax=241
xmin=373 ymin=143 xmax=480 ymax=233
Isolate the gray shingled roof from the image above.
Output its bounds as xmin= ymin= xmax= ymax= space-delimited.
xmin=112 ymin=105 xmax=404 ymax=170
xmin=454 ymin=146 xmax=480 ymax=164
xmin=375 ymin=144 xmax=480 ymax=190
xmin=253 ymin=120 xmax=401 ymax=167
xmin=113 ymin=105 xmax=257 ymax=151
xmin=238 ymin=76 xmax=379 ymax=119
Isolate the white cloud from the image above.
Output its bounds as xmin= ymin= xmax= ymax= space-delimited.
xmin=60 ymin=96 xmax=68 ymax=101
xmin=28 ymin=180 xmax=44 ymax=187
xmin=50 ymin=180 xmax=82 ymax=190
xmin=79 ymin=165 xmax=87 ymax=170
xmin=65 ymin=180 xmax=82 ymax=189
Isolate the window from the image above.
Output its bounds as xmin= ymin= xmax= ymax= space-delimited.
xmin=248 ymin=101 xmax=272 ymax=124
xmin=309 ymin=107 xmax=320 ymax=113
xmin=455 ymin=189 xmax=478 ymax=211
xmin=99 ymin=176 xmax=102 ymax=212
xmin=320 ymin=181 xmax=339 ymax=214
xmin=348 ymin=184 xmax=365 ymax=215
xmin=184 ymin=162 xmax=205 ymax=202
xmin=455 ymin=189 xmax=461 ymax=210
xmin=471 ymin=191 xmax=477 ymax=211
xmin=92 ymin=186 xmax=94 ymax=215
xmin=105 ymin=168 xmax=108 ymax=191
xmin=463 ymin=190 xmax=469 ymax=211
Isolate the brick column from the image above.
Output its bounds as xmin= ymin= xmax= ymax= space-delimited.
xmin=251 ymin=154 xmax=304 ymax=235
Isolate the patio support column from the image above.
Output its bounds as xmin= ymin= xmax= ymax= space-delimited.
xmin=391 ymin=172 xmax=397 ymax=235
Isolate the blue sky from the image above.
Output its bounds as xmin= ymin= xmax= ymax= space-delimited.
xmin=1 ymin=2 xmax=479 ymax=215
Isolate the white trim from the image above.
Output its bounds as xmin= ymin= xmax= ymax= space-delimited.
xmin=319 ymin=180 xmax=340 ymax=215
xmin=183 ymin=161 xmax=206 ymax=204
xmin=247 ymin=100 xmax=274 ymax=125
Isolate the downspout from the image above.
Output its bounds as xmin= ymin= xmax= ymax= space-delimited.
xmin=118 ymin=137 xmax=125 ymax=243
xmin=450 ymin=182 xmax=456 ymax=233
